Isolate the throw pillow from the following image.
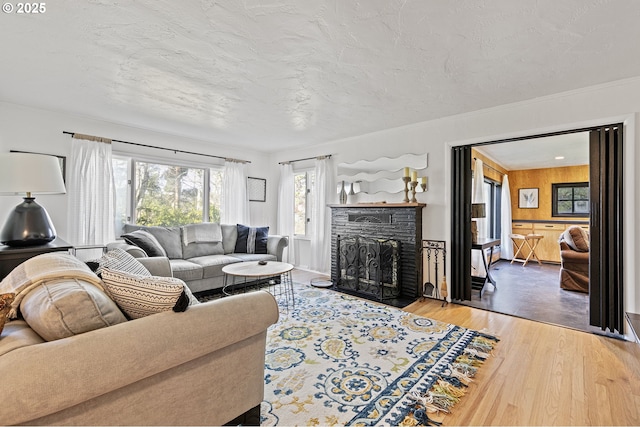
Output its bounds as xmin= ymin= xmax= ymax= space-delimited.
xmin=123 ymin=224 xmax=183 ymax=259
xmin=19 ymin=280 xmax=126 ymax=341
xmin=563 ymin=226 xmax=589 ymax=252
xmin=101 ymin=268 xmax=191 ymax=319
xmin=93 ymin=248 xmax=151 ymax=277
xmin=0 ymin=293 xmax=15 ymax=337
xmin=234 ymin=224 xmax=269 ymax=254
xmin=122 ymin=230 xmax=167 ymax=257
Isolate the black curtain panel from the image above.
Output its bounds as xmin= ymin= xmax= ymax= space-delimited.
xmin=451 ymin=145 xmax=472 ymax=301
xmin=589 ymin=124 xmax=624 ymax=333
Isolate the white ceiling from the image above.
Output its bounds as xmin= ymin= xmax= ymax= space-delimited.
xmin=2 ymin=1 xmax=640 ymax=153
xmin=474 ymin=131 xmax=590 ymax=170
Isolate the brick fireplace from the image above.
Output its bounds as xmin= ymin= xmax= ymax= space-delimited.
xmin=330 ymin=203 xmax=425 ymax=303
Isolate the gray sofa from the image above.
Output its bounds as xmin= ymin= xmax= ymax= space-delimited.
xmin=107 ymin=223 xmax=289 ymax=294
xmin=0 ymin=256 xmax=279 ymax=426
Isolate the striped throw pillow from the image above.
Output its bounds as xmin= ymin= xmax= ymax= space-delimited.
xmin=94 ymin=248 xmax=151 ymax=276
xmin=101 ymin=268 xmax=190 ymax=319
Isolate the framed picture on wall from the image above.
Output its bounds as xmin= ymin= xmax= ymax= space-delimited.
xmin=247 ymin=177 xmax=266 ymax=202
xmin=518 ymin=188 xmax=539 ymax=209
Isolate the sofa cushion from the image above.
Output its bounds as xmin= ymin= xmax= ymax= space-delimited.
xmin=170 ymin=259 xmax=204 ymax=281
xmin=182 ymin=223 xmax=222 ymax=245
xmin=122 ymin=230 xmax=167 ymax=257
xmin=0 ymin=293 xmax=15 ymax=337
xmin=0 ymin=320 xmax=45 ymax=357
xmin=221 ymin=224 xmax=238 ymax=254
xmin=234 ymin=224 xmax=269 ymax=254
xmin=562 ymin=226 xmax=589 ymax=252
xmin=181 ymin=223 xmax=224 ymax=259
xmin=189 ymin=255 xmax=242 ymax=279
xmin=123 ymin=224 xmax=183 ymax=259
xmin=20 ymin=279 xmax=127 ymax=341
xmin=93 ymin=248 xmax=151 ymax=276
xmin=101 ymin=269 xmax=191 ymax=319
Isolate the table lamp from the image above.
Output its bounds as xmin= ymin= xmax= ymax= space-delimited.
xmin=0 ymin=153 xmax=66 ymax=247
xmin=471 ymin=203 xmax=486 ymax=243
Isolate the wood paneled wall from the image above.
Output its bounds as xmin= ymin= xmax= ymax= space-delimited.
xmin=509 ymin=165 xmax=589 ymax=221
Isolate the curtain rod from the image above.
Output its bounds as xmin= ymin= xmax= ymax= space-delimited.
xmin=473 ymin=157 xmax=504 ymax=175
xmin=63 ymin=131 xmax=251 ymax=164
xmin=279 ymin=154 xmax=332 ymax=165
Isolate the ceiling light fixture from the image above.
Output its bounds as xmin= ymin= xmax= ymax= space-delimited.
xmin=555 ymin=156 xmax=565 ymax=160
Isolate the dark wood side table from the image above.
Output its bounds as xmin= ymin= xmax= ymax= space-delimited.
xmin=471 ymin=237 xmax=500 ymax=298
xmin=0 ymin=237 xmax=74 ymax=281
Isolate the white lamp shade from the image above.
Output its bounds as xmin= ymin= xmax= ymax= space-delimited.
xmin=0 ymin=153 xmax=66 ymax=195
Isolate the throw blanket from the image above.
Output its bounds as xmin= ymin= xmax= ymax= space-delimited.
xmin=0 ymin=252 xmax=105 ymax=319
xmin=182 ymin=223 xmax=222 ymax=245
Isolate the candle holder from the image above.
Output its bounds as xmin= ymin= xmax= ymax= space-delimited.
xmin=420 ymin=183 xmax=426 ymax=193
xmin=402 ymin=177 xmax=411 ymax=203
xmin=410 ymin=181 xmax=418 ymax=203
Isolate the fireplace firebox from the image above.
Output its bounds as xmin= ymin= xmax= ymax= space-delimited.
xmin=337 ymin=235 xmax=400 ymax=301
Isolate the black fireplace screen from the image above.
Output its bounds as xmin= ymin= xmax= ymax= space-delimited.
xmin=336 ymin=235 xmax=400 ymax=301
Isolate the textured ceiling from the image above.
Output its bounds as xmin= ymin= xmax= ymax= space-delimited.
xmin=2 ymin=0 xmax=640 ymax=152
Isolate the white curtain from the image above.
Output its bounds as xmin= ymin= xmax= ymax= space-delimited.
xmin=471 ymin=158 xmax=487 ymax=275
xmin=500 ymin=174 xmax=514 ymax=259
xmin=310 ymin=157 xmax=333 ymax=273
xmin=66 ymin=137 xmax=115 ymax=246
xmin=222 ymin=160 xmax=249 ymax=224
xmin=277 ymin=163 xmax=296 ymax=264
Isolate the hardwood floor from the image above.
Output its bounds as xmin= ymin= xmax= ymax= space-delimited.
xmin=292 ymin=269 xmax=640 ymax=426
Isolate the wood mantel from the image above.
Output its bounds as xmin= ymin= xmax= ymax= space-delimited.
xmin=327 ymin=202 xmax=426 ymax=208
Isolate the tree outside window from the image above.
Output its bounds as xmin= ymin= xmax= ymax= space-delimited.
xmin=112 ymin=156 xmax=223 ymax=234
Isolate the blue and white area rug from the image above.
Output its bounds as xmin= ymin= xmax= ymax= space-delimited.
xmin=262 ymin=283 xmax=498 ymax=426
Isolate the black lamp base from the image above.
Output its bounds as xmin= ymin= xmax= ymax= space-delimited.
xmin=0 ymin=197 xmax=57 ymax=247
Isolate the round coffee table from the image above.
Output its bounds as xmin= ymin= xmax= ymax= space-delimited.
xmin=222 ymin=261 xmax=295 ymax=309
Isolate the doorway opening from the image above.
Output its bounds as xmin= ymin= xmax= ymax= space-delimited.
xmin=451 ymin=124 xmax=624 ymax=336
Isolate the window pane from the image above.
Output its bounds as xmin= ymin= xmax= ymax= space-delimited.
xmin=574 ymin=186 xmax=589 ymax=200
xmin=557 ymin=200 xmax=573 ymax=214
xmin=307 ymin=172 xmax=315 ymax=234
xmin=134 ymin=161 xmax=204 ymax=226
xmin=112 ymin=157 xmax=129 ymax=236
xmin=209 ymin=169 xmax=222 ymax=223
xmin=557 ymin=188 xmax=573 ymax=200
xmin=574 ymin=200 xmax=589 ymax=213
xmin=294 ymin=174 xmax=306 ymax=235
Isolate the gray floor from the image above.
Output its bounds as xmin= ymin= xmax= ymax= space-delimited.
xmin=462 ymin=259 xmax=620 ymax=337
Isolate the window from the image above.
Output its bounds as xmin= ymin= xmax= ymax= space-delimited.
xmin=294 ymin=171 xmax=315 ymax=236
xmin=112 ymin=156 xmax=223 ymax=234
xmin=552 ymin=182 xmax=589 ymax=217
xmin=484 ymin=179 xmax=502 ymax=239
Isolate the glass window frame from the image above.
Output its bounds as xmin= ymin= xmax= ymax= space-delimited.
xmin=294 ymin=169 xmax=314 ymax=237
xmin=552 ymin=182 xmax=590 ymax=217
xmin=112 ymin=154 xmax=224 ymax=235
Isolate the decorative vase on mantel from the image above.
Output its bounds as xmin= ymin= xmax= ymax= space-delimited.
xmin=339 ymin=181 xmax=348 ymax=204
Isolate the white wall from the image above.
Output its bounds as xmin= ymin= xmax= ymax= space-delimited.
xmin=269 ymin=76 xmax=640 ymax=333
xmin=0 ymin=102 xmax=275 ymax=241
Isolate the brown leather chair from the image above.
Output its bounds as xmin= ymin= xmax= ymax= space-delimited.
xmin=558 ymin=226 xmax=589 ymax=293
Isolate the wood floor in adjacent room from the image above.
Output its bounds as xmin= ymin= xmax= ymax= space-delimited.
xmin=292 ymin=269 xmax=640 ymax=426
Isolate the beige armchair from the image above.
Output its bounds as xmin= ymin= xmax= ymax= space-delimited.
xmin=558 ymin=226 xmax=589 ymax=293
